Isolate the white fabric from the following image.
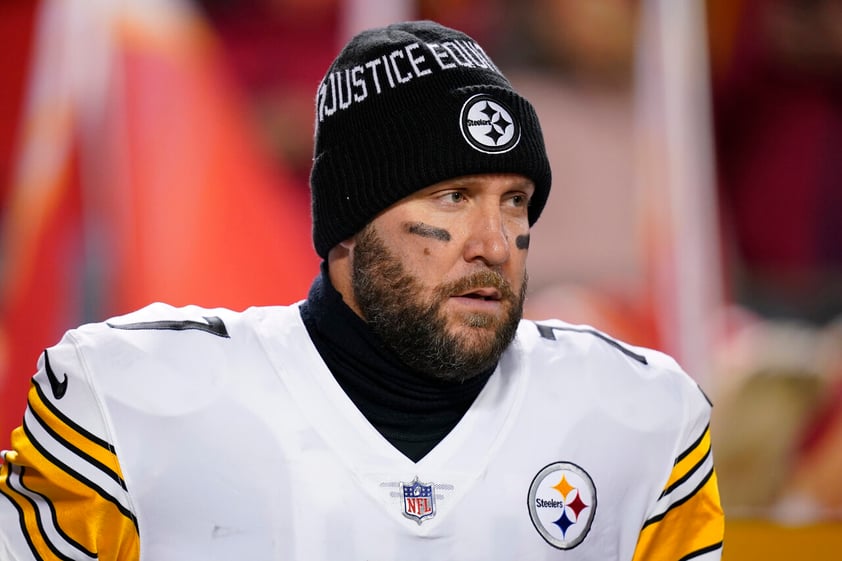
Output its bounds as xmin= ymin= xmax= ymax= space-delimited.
xmin=1 ymin=302 xmax=715 ymax=560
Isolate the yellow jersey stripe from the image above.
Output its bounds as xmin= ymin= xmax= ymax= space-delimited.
xmin=27 ymin=389 xmax=126 ymax=490
xmin=6 ymin=422 xmax=140 ymax=559
xmin=21 ymin=421 xmax=137 ymax=529
xmin=0 ymin=468 xmax=48 ymax=561
xmin=664 ymin=425 xmax=711 ymax=493
xmin=679 ymin=541 xmax=724 ymax=561
xmin=634 ymin=469 xmax=724 ymax=561
xmin=2 ymin=463 xmax=99 ymax=560
xmin=30 ymin=379 xmax=113 ymax=451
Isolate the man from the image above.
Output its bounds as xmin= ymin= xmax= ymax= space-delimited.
xmin=0 ymin=20 xmax=723 ymax=560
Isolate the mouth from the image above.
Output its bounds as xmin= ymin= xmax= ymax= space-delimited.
xmin=455 ymin=287 xmax=503 ymax=302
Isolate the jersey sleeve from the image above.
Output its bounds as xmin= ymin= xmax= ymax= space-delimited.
xmin=0 ymin=334 xmax=140 ymax=561
xmin=631 ymin=373 xmax=724 ymax=561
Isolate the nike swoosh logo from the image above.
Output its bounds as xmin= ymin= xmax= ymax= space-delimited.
xmin=44 ymin=350 xmax=68 ymax=399
xmin=107 ymin=316 xmax=230 ymax=338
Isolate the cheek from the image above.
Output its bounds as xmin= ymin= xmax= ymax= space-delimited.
xmin=507 ymin=242 xmax=529 ymax=280
xmin=403 ymin=242 xmax=456 ymax=283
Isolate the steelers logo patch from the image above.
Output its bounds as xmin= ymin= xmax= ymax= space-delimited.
xmin=459 ymin=94 xmax=521 ymax=154
xmin=528 ymin=462 xmax=597 ymax=550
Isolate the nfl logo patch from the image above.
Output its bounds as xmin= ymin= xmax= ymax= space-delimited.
xmin=401 ymin=477 xmax=436 ymax=524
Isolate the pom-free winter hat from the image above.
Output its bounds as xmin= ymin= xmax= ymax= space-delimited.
xmin=310 ymin=20 xmax=552 ymax=258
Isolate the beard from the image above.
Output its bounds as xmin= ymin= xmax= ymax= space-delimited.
xmin=351 ymin=224 xmax=527 ymax=382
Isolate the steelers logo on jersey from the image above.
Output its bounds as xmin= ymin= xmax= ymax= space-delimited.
xmin=459 ymin=93 xmax=521 ymax=154
xmin=527 ymin=462 xmax=597 ymax=550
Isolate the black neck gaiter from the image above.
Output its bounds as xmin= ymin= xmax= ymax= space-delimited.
xmin=299 ymin=267 xmax=495 ymax=462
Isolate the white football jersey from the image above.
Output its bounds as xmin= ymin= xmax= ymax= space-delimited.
xmin=0 ymin=302 xmax=723 ymax=560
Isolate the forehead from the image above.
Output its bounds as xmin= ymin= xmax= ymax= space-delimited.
xmin=414 ymin=173 xmax=536 ymax=196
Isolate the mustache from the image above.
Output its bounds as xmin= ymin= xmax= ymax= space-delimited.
xmin=436 ymin=269 xmax=517 ymax=301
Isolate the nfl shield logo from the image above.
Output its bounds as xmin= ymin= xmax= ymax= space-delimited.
xmin=402 ymin=477 xmax=436 ymax=524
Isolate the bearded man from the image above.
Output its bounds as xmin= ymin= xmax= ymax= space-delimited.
xmin=0 ymin=20 xmax=723 ymax=561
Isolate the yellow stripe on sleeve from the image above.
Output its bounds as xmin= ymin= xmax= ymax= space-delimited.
xmin=28 ymin=380 xmax=126 ymax=484
xmin=664 ymin=425 xmax=711 ymax=493
xmin=1 ymin=461 xmax=66 ymax=561
xmin=632 ymin=469 xmax=724 ymax=561
xmin=1 ymin=384 xmax=140 ymax=561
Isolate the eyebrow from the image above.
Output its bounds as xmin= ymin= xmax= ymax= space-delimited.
xmin=516 ymin=234 xmax=530 ymax=250
xmin=406 ymin=222 xmax=451 ymax=242
xmin=436 ymin=175 xmax=535 ymax=192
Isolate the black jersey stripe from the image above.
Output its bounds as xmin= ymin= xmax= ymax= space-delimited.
xmin=4 ymin=465 xmax=76 ymax=561
xmin=32 ymin=379 xmax=114 ymax=453
xmin=679 ymin=540 xmax=723 ymax=561
xmin=18 ymin=465 xmax=98 ymax=559
xmin=22 ymin=421 xmax=138 ymax=530
xmin=674 ymin=424 xmax=710 ymax=465
xmin=535 ymin=323 xmax=648 ymax=365
xmin=642 ymin=466 xmax=714 ymax=529
xmin=27 ymin=403 xmax=126 ymax=491
xmin=661 ymin=447 xmax=711 ymax=499
xmin=0 ymin=473 xmax=45 ymax=561
xmin=107 ymin=316 xmax=229 ymax=338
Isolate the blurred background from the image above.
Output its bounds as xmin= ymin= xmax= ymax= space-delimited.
xmin=1 ymin=0 xmax=841 ymax=557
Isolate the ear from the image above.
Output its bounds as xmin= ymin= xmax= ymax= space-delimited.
xmin=338 ymin=236 xmax=356 ymax=251
xmin=327 ymin=236 xmax=362 ymax=317
xmin=327 ymin=242 xmax=351 ymax=265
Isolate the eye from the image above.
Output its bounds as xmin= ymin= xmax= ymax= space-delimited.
xmin=507 ymin=193 xmax=530 ymax=208
xmin=442 ymin=191 xmax=465 ymax=204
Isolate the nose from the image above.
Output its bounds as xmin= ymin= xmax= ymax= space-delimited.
xmin=462 ymin=205 xmax=511 ymax=266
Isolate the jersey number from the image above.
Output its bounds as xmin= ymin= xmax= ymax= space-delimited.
xmin=107 ymin=316 xmax=230 ymax=338
xmin=534 ymin=322 xmax=647 ymax=365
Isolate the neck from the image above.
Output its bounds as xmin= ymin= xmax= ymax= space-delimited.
xmin=299 ymin=266 xmax=495 ymax=462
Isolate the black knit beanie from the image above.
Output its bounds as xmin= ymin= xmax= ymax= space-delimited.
xmin=310 ymin=20 xmax=552 ymax=258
